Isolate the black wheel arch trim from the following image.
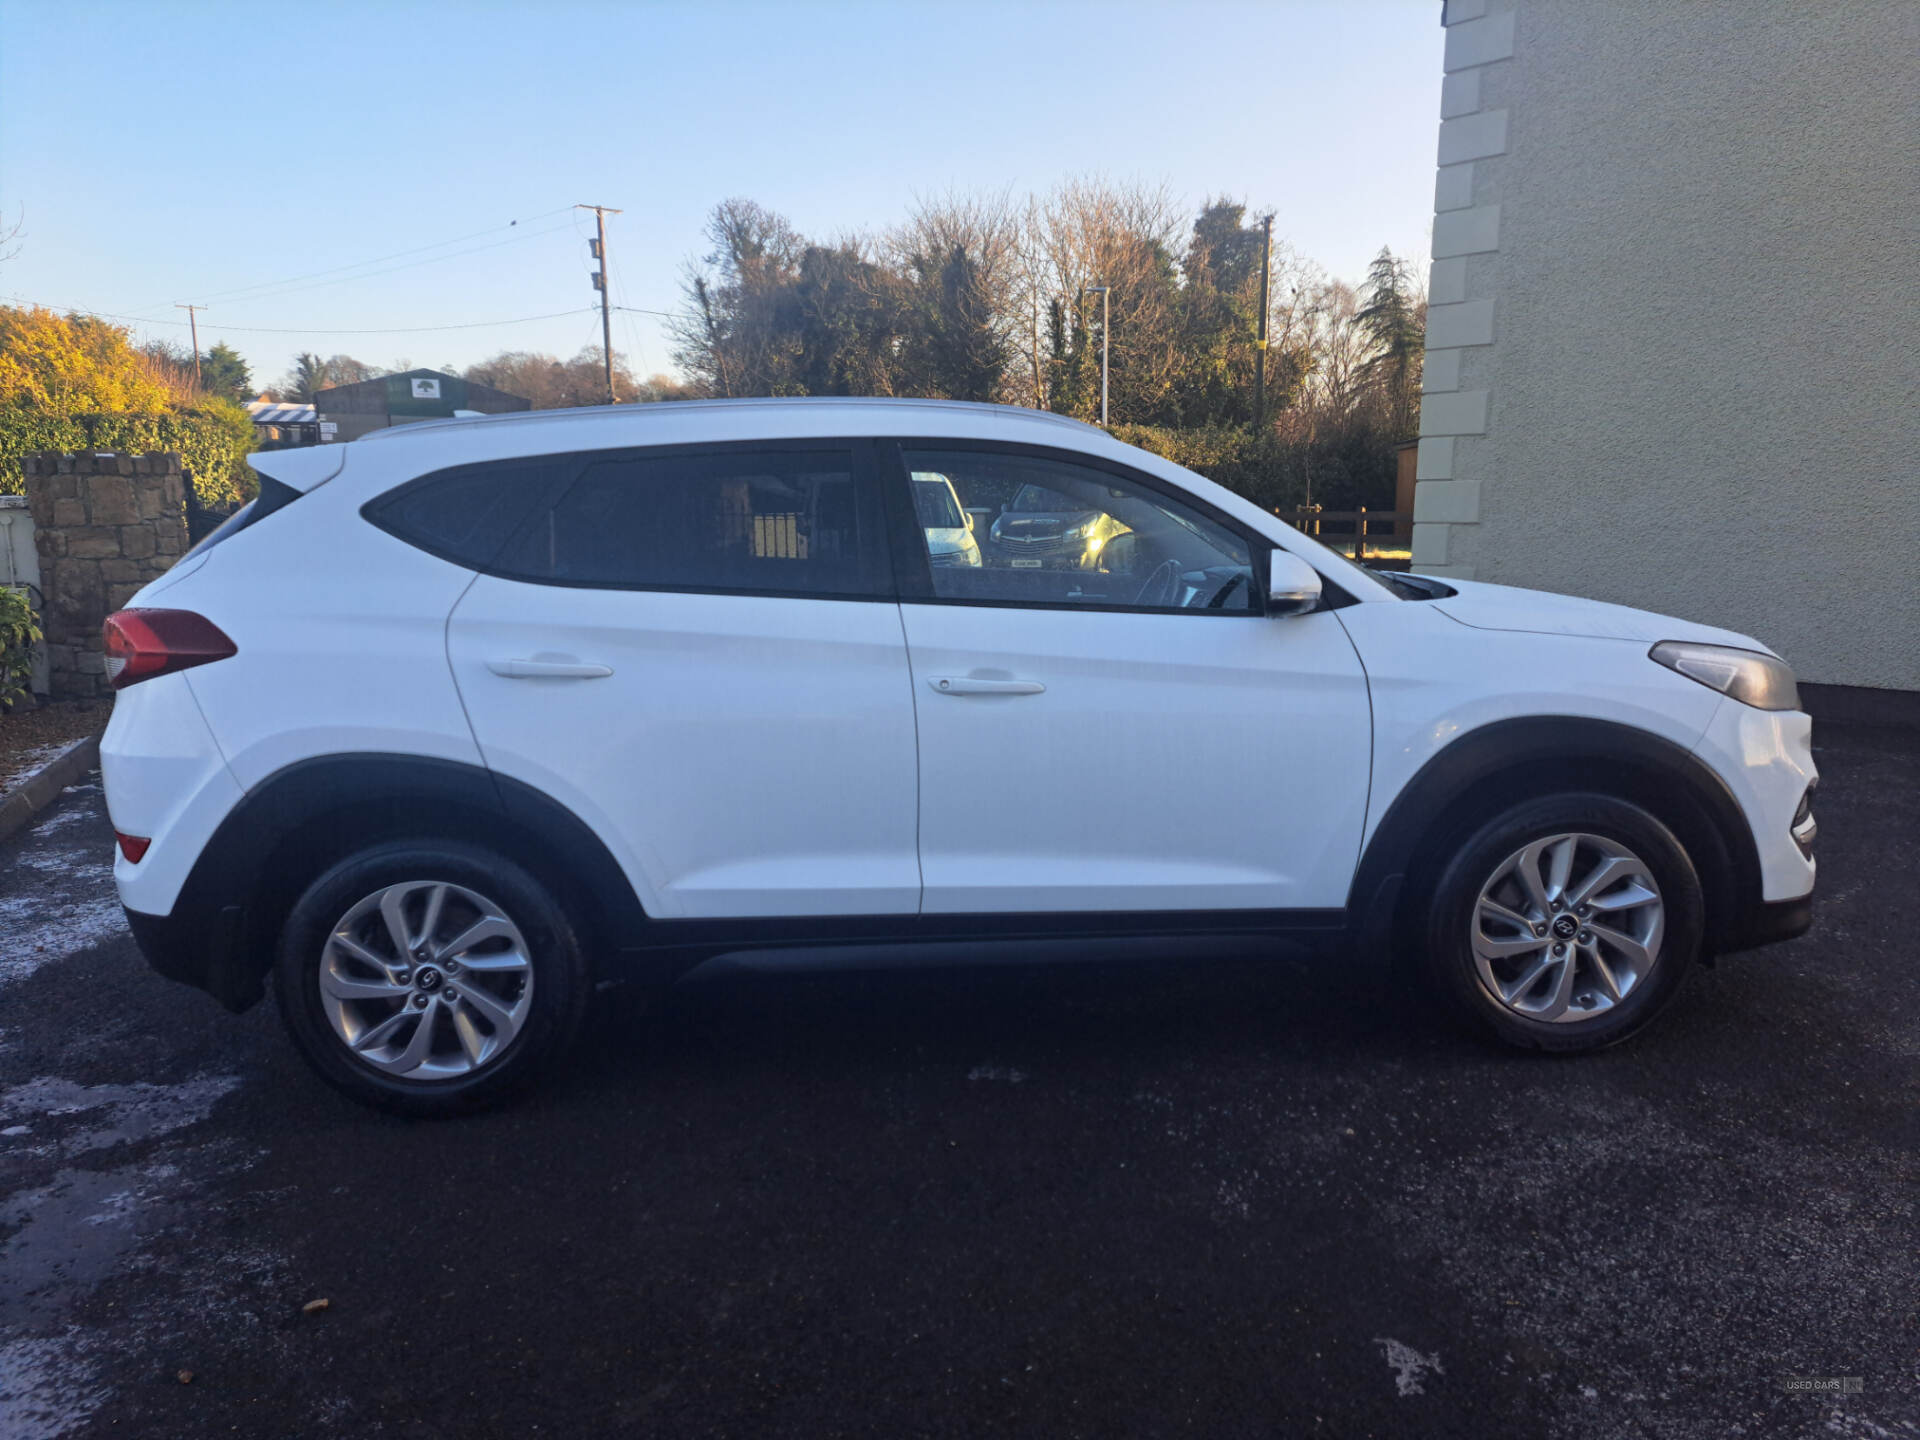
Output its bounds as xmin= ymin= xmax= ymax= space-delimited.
xmin=132 ymin=722 xmax=1778 ymax=1015
xmin=139 ymin=753 xmax=647 ymax=1013
xmin=1348 ymin=715 xmax=1765 ymax=951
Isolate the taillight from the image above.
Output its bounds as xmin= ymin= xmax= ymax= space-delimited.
xmin=116 ymin=831 xmax=151 ymax=863
xmin=102 ymin=609 xmax=237 ymax=689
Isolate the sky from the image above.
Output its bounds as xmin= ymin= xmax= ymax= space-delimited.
xmin=0 ymin=0 xmax=1443 ymax=393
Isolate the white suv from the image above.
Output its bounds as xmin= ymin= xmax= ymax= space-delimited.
xmin=99 ymin=399 xmax=1817 ymax=1113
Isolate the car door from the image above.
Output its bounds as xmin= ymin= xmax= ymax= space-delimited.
xmin=885 ymin=441 xmax=1372 ymax=915
xmin=443 ymin=439 xmax=922 ymax=920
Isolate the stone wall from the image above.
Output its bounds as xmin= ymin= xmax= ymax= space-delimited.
xmin=23 ymin=452 xmax=188 ymax=698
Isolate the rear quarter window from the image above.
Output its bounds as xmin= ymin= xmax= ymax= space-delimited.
xmin=363 ymin=461 xmax=568 ymax=570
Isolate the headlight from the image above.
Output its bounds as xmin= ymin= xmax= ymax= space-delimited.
xmin=1650 ymin=640 xmax=1800 ymax=711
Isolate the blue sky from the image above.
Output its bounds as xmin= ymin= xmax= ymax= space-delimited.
xmin=0 ymin=0 xmax=1443 ymax=391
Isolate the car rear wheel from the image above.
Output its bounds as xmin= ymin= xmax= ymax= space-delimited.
xmin=274 ymin=839 xmax=591 ymax=1115
xmin=1422 ymin=794 xmax=1704 ymax=1052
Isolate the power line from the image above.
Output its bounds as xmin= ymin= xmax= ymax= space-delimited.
xmin=132 ymin=206 xmax=577 ymax=313
xmin=611 ymin=268 xmax=651 ymax=381
xmin=207 ymin=306 xmax=599 ymax=336
xmin=3 ymin=294 xmax=601 ymax=336
xmin=194 ymin=220 xmax=580 ymax=309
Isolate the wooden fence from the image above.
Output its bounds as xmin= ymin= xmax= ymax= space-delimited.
xmin=1281 ymin=506 xmax=1411 ymax=566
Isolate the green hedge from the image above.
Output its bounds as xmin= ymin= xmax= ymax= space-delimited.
xmin=1106 ymin=424 xmax=1303 ymax=512
xmin=0 ymin=584 xmax=37 ymax=710
xmin=0 ymin=401 xmax=258 ymax=506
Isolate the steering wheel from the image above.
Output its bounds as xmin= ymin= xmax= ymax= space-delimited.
xmin=1205 ymin=571 xmax=1250 ymax=609
xmin=1133 ymin=559 xmax=1183 ymax=608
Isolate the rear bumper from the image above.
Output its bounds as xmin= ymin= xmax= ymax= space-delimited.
xmin=1713 ymin=895 xmax=1814 ymax=956
xmin=126 ymin=902 xmax=260 ymax=1013
xmin=103 ymin=671 xmax=246 ymax=918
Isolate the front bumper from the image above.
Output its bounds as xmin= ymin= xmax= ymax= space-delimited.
xmin=1690 ymin=699 xmax=1818 ymax=904
xmin=1713 ymin=894 xmax=1814 ymax=956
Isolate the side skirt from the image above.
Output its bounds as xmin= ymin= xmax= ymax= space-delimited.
xmin=617 ymin=908 xmax=1351 ymax=982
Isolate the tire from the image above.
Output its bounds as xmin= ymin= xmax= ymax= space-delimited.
xmin=1421 ymin=793 xmax=1704 ymax=1053
xmin=273 ymin=839 xmax=591 ymax=1116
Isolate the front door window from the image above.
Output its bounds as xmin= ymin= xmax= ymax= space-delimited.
xmin=901 ymin=449 xmax=1256 ymax=612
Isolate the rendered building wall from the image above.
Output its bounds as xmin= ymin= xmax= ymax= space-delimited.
xmin=1412 ymin=0 xmax=1919 ymax=691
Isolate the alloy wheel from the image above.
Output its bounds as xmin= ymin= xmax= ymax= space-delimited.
xmin=317 ymin=880 xmax=534 ymax=1079
xmin=1470 ymin=832 xmax=1665 ymax=1023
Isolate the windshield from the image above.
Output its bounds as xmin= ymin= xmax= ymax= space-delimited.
xmin=1010 ymin=484 xmax=1085 ymax=513
xmin=910 ymin=475 xmax=965 ymax=529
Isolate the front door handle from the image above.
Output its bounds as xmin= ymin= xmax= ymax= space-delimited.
xmin=927 ymin=676 xmax=1046 ymax=696
xmin=487 ymin=657 xmax=614 ymax=679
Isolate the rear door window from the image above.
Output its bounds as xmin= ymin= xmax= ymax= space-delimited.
xmin=496 ymin=446 xmax=886 ymax=598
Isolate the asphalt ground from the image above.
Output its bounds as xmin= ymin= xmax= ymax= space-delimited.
xmin=1 ymin=724 xmax=1914 ymax=1439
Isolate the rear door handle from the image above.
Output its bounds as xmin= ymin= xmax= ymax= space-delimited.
xmin=927 ymin=676 xmax=1045 ymax=696
xmin=487 ymin=658 xmax=614 ymax=679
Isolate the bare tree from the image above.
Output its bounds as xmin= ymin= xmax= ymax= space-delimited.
xmin=670 ymin=198 xmax=806 ymax=397
xmin=0 ymin=207 xmax=22 ymax=268
xmin=886 ymin=189 xmax=1023 ymax=401
xmin=1020 ymin=177 xmax=1185 ymax=423
xmin=133 ymin=339 xmax=203 ymax=406
xmin=464 ymin=347 xmax=638 ymax=409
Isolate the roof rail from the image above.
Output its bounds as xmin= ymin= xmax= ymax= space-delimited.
xmin=355 ymin=395 xmax=1100 ymax=443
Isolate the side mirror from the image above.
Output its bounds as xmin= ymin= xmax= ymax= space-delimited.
xmin=1267 ymin=550 xmax=1323 ymax=616
xmin=965 ymin=512 xmax=976 ymax=532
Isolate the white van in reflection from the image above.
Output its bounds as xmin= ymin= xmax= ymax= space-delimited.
xmin=910 ymin=471 xmax=982 ymax=568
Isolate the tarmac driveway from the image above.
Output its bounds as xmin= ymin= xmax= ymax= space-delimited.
xmin=1 ymin=726 xmax=1914 ymax=1439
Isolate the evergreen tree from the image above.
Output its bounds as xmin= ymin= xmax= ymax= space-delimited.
xmin=1354 ymin=247 xmax=1424 ymax=438
xmin=198 ymin=342 xmax=251 ymax=402
xmin=898 ymin=243 xmax=1008 ymax=402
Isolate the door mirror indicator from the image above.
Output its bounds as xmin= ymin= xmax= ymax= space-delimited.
xmin=1267 ymin=550 xmax=1323 ymax=617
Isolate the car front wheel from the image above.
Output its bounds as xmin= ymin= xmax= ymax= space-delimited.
xmin=1423 ymin=794 xmax=1704 ymax=1052
xmin=274 ymin=839 xmax=591 ymax=1115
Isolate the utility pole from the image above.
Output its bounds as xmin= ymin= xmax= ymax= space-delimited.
xmin=1084 ymin=285 xmax=1110 ymax=425
xmin=577 ymin=204 xmax=623 ymax=404
xmin=1252 ymin=213 xmax=1273 ymax=431
xmin=175 ymin=304 xmax=206 ymax=388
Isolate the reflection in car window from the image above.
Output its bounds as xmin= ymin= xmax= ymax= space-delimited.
xmin=911 ymin=476 xmax=965 ymax=529
xmin=902 ymin=449 xmax=1255 ymax=612
xmin=1010 ymin=485 xmax=1082 ymax=512
xmin=497 ymin=449 xmax=877 ymax=595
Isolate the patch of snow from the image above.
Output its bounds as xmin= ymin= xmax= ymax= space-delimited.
xmin=26 ymin=807 xmax=93 ymax=834
xmin=0 ymin=1330 xmax=106 ymax=1440
xmin=0 ymin=744 xmax=66 ymax=797
xmin=1374 ymin=1337 xmax=1444 ymax=1397
xmin=13 ymin=839 xmax=109 ymax=874
xmin=0 ymin=894 xmax=125 ymax=991
xmin=0 ymin=1075 xmax=240 ymax=1159
xmin=968 ymin=1064 xmax=1028 ymax=1084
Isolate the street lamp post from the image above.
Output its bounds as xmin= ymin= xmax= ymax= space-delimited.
xmin=1083 ymin=284 xmax=1110 ymax=425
